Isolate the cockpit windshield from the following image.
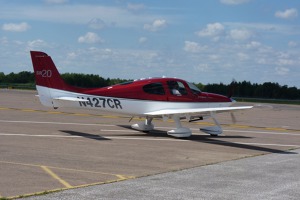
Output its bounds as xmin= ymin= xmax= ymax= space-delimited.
xmin=187 ymin=82 xmax=201 ymax=94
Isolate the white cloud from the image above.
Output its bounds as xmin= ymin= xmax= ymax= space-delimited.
xmin=224 ymin=22 xmax=300 ymax=35
xmin=288 ymin=41 xmax=298 ymax=47
xmin=44 ymin=0 xmax=68 ymax=4
xmin=246 ymin=41 xmax=261 ymax=49
xmin=78 ymin=32 xmax=104 ymax=44
xmin=256 ymin=58 xmax=267 ymax=65
xmin=275 ymin=8 xmax=298 ymax=19
xmin=0 ymin=4 xmax=155 ymax=28
xmin=144 ymin=19 xmax=167 ymax=32
xmin=0 ymin=37 xmax=9 ymax=44
xmin=27 ymin=39 xmax=48 ymax=48
xmin=88 ymin=18 xmax=106 ymax=29
xmin=13 ymin=40 xmax=24 ymax=45
xmin=196 ymin=23 xmax=224 ymax=38
xmin=139 ymin=37 xmax=147 ymax=44
xmin=275 ymin=67 xmax=289 ymax=75
xmin=220 ymin=0 xmax=250 ymax=5
xmin=127 ymin=3 xmax=145 ymax=12
xmin=183 ymin=41 xmax=206 ymax=53
xmin=229 ymin=29 xmax=252 ymax=40
xmin=2 ymin=22 xmax=30 ymax=32
xmin=277 ymin=52 xmax=289 ymax=59
xmin=237 ymin=52 xmax=249 ymax=61
xmin=278 ymin=59 xmax=294 ymax=66
xmin=104 ymin=48 xmax=112 ymax=53
xmin=67 ymin=52 xmax=77 ymax=59
xmin=209 ymin=54 xmax=220 ymax=61
xmin=194 ymin=63 xmax=210 ymax=72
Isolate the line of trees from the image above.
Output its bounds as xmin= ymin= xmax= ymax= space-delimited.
xmin=195 ymin=81 xmax=300 ymax=100
xmin=0 ymin=71 xmax=129 ymax=88
xmin=0 ymin=71 xmax=35 ymax=84
xmin=1 ymin=71 xmax=299 ymax=100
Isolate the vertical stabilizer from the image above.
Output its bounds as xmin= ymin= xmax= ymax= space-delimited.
xmin=30 ymin=51 xmax=69 ymax=90
xmin=30 ymin=51 xmax=76 ymax=108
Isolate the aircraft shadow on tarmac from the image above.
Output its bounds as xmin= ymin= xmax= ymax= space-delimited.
xmin=117 ymin=125 xmax=297 ymax=155
xmin=60 ymin=130 xmax=111 ymax=141
xmin=59 ymin=127 xmax=296 ymax=155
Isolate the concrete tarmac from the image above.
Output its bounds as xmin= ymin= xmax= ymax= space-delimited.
xmin=25 ymin=149 xmax=300 ymax=200
xmin=0 ymin=89 xmax=299 ymax=199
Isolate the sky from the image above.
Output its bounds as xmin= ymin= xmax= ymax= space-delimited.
xmin=0 ymin=0 xmax=299 ymax=87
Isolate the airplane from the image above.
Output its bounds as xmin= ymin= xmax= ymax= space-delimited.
xmin=30 ymin=51 xmax=252 ymax=138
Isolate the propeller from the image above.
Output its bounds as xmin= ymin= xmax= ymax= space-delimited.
xmin=227 ymin=78 xmax=237 ymax=98
xmin=230 ymin=112 xmax=237 ymax=124
xmin=228 ymin=79 xmax=237 ymax=124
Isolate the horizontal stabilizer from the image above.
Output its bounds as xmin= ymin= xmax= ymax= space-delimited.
xmin=54 ymin=97 xmax=89 ymax=102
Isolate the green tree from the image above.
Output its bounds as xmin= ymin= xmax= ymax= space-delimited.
xmin=0 ymin=72 xmax=5 ymax=83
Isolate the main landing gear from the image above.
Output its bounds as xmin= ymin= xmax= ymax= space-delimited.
xmin=200 ymin=112 xmax=223 ymax=136
xmin=131 ymin=112 xmax=223 ymax=138
xmin=131 ymin=115 xmax=192 ymax=138
xmin=131 ymin=117 xmax=154 ymax=132
xmin=167 ymin=115 xmax=192 ymax=138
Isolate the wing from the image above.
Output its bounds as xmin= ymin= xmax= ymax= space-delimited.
xmin=144 ymin=106 xmax=253 ymax=116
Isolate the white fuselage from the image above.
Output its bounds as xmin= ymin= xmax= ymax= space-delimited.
xmin=37 ymin=85 xmax=233 ymax=116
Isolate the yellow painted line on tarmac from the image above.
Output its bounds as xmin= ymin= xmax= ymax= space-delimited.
xmin=72 ymin=113 xmax=92 ymax=116
xmin=48 ymin=165 xmax=135 ymax=178
xmin=102 ymin=115 xmax=120 ymax=119
xmin=228 ymin=124 xmax=250 ymax=128
xmin=265 ymin=127 xmax=287 ymax=131
xmin=115 ymin=174 xmax=135 ymax=180
xmin=0 ymin=160 xmax=132 ymax=178
xmin=0 ymin=160 xmax=135 ymax=199
xmin=21 ymin=109 xmax=35 ymax=112
xmin=0 ymin=160 xmax=39 ymax=168
xmin=196 ymin=122 xmax=214 ymax=126
xmin=47 ymin=111 xmax=63 ymax=114
xmin=7 ymin=173 xmax=136 ymax=200
xmin=41 ymin=166 xmax=72 ymax=188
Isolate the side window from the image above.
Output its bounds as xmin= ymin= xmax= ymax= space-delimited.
xmin=167 ymin=81 xmax=187 ymax=96
xmin=143 ymin=83 xmax=165 ymax=95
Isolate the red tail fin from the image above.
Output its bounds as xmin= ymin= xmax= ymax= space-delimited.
xmin=30 ymin=51 xmax=73 ymax=91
